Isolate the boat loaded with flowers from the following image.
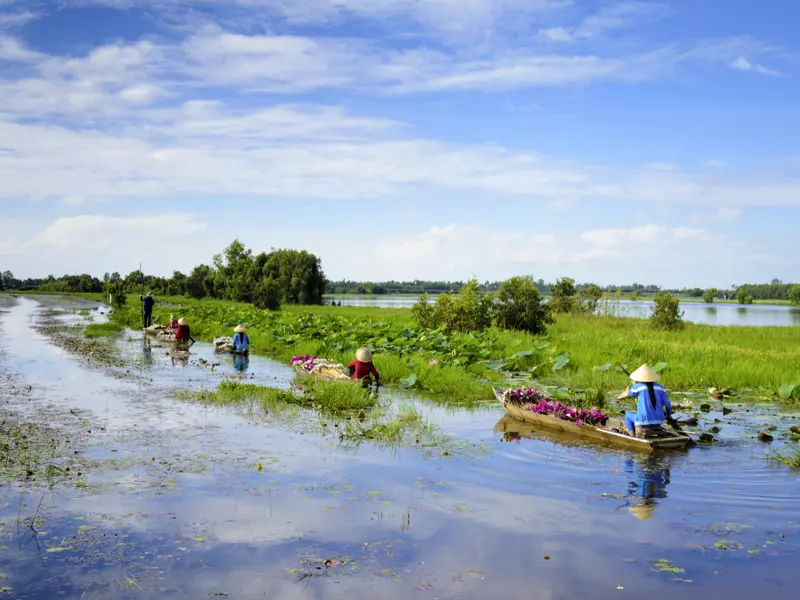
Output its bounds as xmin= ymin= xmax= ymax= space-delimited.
xmin=494 ymin=386 xmax=690 ymax=453
xmin=290 ymin=355 xmax=351 ymax=381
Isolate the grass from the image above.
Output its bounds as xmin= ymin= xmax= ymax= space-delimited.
xmin=191 ymin=378 xmax=377 ymax=413
xmin=83 ymin=322 xmax=125 ymax=338
xmin=769 ymin=448 xmax=800 ymax=469
xmin=94 ymin=294 xmax=800 ymax=402
xmin=340 ymin=404 xmax=438 ymax=447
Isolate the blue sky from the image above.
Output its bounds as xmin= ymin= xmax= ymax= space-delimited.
xmin=0 ymin=0 xmax=798 ymax=287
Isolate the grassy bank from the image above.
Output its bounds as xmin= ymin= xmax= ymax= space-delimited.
xmin=103 ymin=294 xmax=799 ymax=402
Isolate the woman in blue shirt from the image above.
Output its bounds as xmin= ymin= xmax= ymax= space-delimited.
xmin=618 ymin=364 xmax=673 ymax=437
xmin=232 ymin=324 xmax=249 ymax=355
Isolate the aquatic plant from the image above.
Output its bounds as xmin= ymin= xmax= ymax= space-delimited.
xmin=769 ymin=448 xmax=800 ymax=469
xmin=83 ymin=322 xmax=124 ymax=338
xmin=503 ymin=387 xmax=607 ymax=425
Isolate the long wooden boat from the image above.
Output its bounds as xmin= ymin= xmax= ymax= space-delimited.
xmin=292 ymin=363 xmax=351 ymax=382
xmin=144 ymin=325 xmax=178 ymax=342
xmin=494 ymin=387 xmax=691 ymax=453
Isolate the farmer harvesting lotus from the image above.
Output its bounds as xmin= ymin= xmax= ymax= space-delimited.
xmin=140 ymin=292 xmax=155 ymax=328
xmin=174 ymin=318 xmax=194 ymax=345
xmin=232 ymin=324 xmax=249 ymax=354
xmin=349 ymin=347 xmax=380 ymax=386
xmin=618 ymin=364 xmax=673 ymax=437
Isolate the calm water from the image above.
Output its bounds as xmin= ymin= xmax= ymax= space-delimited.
xmin=326 ymin=295 xmax=800 ymax=327
xmin=2 ymin=296 xmax=800 ymax=599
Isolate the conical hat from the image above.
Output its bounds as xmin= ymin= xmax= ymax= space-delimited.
xmin=628 ymin=505 xmax=655 ymax=520
xmin=630 ymin=364 xmax=659 ymax=383
xmin=178 ymin=318 xmax=188 ymax=325
xmin=355 ymin=347 xmax=372 ymax=362
xmin=234 ymin=324 xmax=246 ymax=333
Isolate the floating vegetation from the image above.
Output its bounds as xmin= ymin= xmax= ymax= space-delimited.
xmin=769 ymin=447 xmax=800 ymax=469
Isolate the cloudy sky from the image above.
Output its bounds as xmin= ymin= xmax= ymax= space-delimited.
xmin=0 ymin=0 xmax=798 ymax=287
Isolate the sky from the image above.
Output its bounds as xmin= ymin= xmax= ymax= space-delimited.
xmin=0 ymin=0 xmax=798 ymax=287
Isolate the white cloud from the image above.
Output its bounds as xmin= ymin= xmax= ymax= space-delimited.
xmin=32 ymin=213 xmax=207 ymax=249
xmin=538 ymin=27 xmax=573 ymax=42
xmin=573 ymin=1 xmax=672 ymax=39
xmin=729 ymin=55 xmax=782 ymax=76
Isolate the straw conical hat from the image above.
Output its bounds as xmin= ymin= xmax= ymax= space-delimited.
xmin=234 ymin=324 xmax=246 ymax=333
xmin=178 ymin=318 xmax=188 ymax=325
xmin=628 ymin=505 xmax=655 ymax=520
xmin=630 ymin=364 xmax=659 ymax=383
xmin=355 ymin=347 xmax=372 ymax=362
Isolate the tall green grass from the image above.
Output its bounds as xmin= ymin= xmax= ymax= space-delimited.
xmin=83 ymin=322 xmax=125 ymax=338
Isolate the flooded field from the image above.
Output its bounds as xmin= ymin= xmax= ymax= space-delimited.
xmin=326 ymin=295 xmax=800 ymax=327
xmin=2 ymin=295 xmax=799 ymax=599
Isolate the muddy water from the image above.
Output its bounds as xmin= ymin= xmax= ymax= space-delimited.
xmin=2 ymin=296 xmax=800 ymax=600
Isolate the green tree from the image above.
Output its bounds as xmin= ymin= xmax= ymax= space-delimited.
xmin=702 ymin=288 xmax=719 ymax=303
xmin=411 ymin=280 xmax=493 ymax=333
xmin=579 ymin=283 xmax=603 ymax=312
xmin=105 ymin=282 xmax=127 ymax=311
xmin=630 ymin=290 xmax=640 ymax=301
xmin=687 ymin=288 xmax=703 ymax=297
xmin=252 ymin=277 xmax=281 ymax=311
xmin=550 ymin=277 xmax=578 ymax=313
xmin=493 ymin=276 xmax=552 ymax=334
xmin=411 ymin=294 xmax=436 ymax=329
xmin=736 ymin=287 xmax=754 ymax=305
xmin=186 ymin=264 xmax=211 ymax=299
xmin=262 ymin=249 xmax=326 ymax=305
xmin=788 ymin=285 xmax=800 ymax=305
xmin=649 ymin=292 xmax=684 ymax=331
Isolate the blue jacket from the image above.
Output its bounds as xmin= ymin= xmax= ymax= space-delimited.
xmin=628 ymin=382 xmax=672 ymax=426
xmin=140 ymin=296 xmax=155 ymax=312
xmin=233 ymin=332 xmax=249 ymax=352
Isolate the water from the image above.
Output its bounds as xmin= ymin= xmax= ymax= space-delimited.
xmin=325 ymin=295 xmax=800 ymax=327
xmin=2 ymin=296 xmax=800 ymax=599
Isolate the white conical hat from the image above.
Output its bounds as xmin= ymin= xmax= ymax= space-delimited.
xmin=630 ymin=364 xmax=659 ymax=383
xmin=234 ymin=324 xmax=246 ymax=333
xmin=355 ymin=347 xmax=372 ymax=362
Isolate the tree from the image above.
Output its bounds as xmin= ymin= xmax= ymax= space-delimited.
xmin=186 ymin=264 xmax=211 ymax=299
xmin=411 ymin=279 xmax=493 ymax=333
xmin=702 ymin=288 xmax=719 ymax=304
xmin=105 ymin=282 xmax=127 ymax=310
xmin=262 ymin=249 xmax=326 ymax=305
xmin=630 ymin=290 xmax=640 ymax=301
xmin=687 ymin=288 xmax=703 ymax=298
xmin=252 ymin=277 xmax=281 ymax=310
xmin=736 ymin=287 xmax=754 ymax=305
xmin=790 ymin=285 xmax=800 ymax=306
xmin=579 ymin=283 xmax=603 ymax=312
xmin=493 ymin=276 xmax=552 ymax=335
xmin=550 ymin=277 xmax=578 ymax=313
xmin=649 ymin=292 xmax=684 ymax=331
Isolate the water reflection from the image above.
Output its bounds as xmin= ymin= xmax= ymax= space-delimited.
xmin=623 ymin=456 xmax=670 ymax=520
xmin=233 ymin=353 xmax=249 ymax=373
xmin=140 ymin=337 xmax=153 ymax=365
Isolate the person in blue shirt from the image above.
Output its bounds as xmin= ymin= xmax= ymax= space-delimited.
xmin=618 ymin=363 xmax=673 ymax=437
xmin=232 ymin=324 xmax=249 ymax=354
xmin=140 ymin=292 xmax=155 ymax=328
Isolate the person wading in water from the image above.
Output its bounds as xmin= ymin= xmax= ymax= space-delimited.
xmin=348 ymin=347 xmax=380 ymax=387
xmin=140 ymin=292 xmax=155 ymax=328
xmin=618 ymin=364 xmax=673 ymax=437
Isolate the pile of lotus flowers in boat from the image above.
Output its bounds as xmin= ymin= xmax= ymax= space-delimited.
xmin=290 ymin=355 xmax=350 ymax=380
xmin=290 ymin=355 xmax=321 ymax=372
xmin=502 ymin=387 xmax=608 ymax=426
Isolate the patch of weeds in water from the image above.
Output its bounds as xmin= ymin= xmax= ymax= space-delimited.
xmin=0 ymin=419 xmax=84 ymax=487
xmin=187 ymin=378 xmax=376 ymax=414
xmin=339 ymin=405 xmax=436 ymax=447
xmin=769 ymin=447 xmax=800 ymax=469
xmin=83 ymin=322 xmax=124 ymax=338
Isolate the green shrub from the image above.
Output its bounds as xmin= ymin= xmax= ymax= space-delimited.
xmin=105 ymin=282 xmax=127 ymax=311
xmin=702 ymin=288 xmax=718 ymax=304
xmin=579 ymin=283 xmax=603 ymax=312
xmin=649 ymin=292 xmax=684 ymax=331
xmin=789 ymin=285 xmax=800 ymax=306
xmin=736 ymin=288 xmax=754 ymax=305
xmin=549 ymin=277 xmax=580 ymax=313
xmin=252 ymin=277 xmax=281 ymax=311
xmin=411 ymin=279 xmax=493 ymax=333
xmin=493 ymin=276 xmax=552 ymax=335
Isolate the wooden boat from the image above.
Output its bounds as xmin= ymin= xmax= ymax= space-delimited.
xmin=494 ymin=387 xmax=691 ymax=453
xmin=144 ymin=325 xmax=177 ymax=342
xmin=292 ymin=362 xmax=351 ymax=381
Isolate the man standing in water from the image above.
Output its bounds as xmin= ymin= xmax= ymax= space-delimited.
xmin=140 ymin=292 xmax=155 ymax=328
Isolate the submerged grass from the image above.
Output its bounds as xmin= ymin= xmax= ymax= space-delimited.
xmin=100 ymin=294 xmax=800 ymax=402
xmin=83 ymin=321 xmax=125 ymax=338
xmin=191 ymin=378 xmax=377 ymax=413
xmin=769 ymin=448 xmax=800 ymax=470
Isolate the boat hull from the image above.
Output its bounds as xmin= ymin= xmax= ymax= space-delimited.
xmin=494 ymin=387 xmax=690 ymax=453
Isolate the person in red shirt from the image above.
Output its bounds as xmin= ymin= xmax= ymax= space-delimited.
xmin=174 ymin=318 xmax=194 ymax=345
xmin=169 ymin=314 xmax=179 ymax=329
xmin=348 ymin=347 xmax=380 ymax=385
